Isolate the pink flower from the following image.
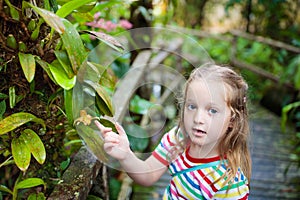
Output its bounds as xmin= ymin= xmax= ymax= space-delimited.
xmin=86 ymin=21 xmax=97 ymax=27
xmin=94 ymin=12 xmax=101 ymax=20
xmin=95 ymin=18 xmax=106 ymax=29
xmin=119 ymin=19 xmax=132 ymax=29
xmin=86 ymin=18 xmax=132 ymax=33
xmin=105 ymin=21 xmax=117 ymax=32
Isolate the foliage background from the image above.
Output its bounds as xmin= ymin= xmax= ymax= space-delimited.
xmin=0 ymin=0 xmax=299 ymax=199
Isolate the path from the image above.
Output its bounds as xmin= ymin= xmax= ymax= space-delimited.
xmin=130 ymin=104 xmax=300 ymax=199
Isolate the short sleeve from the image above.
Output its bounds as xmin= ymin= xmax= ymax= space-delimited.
xmin=152 ymin=127 xmax=179 ymax=166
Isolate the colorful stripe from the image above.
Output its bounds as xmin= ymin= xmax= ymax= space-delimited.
xmin=171 ymin=160 xmax=223 ymax=177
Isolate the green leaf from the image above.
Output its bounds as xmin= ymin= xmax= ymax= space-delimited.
xmin=124 ymin=124 xmax=149 ymax=152
xmin=0 ymin=112 xmax=45 ymax=135
xmin=77 ymin=62 xmax=101 ymax=83
xmin=130 ymin=95 xmax=154 ymax=115
xmin=84 ymin=81 xmax=114 ymax=117
xmin=27 ymin=192 xmax=46 ymax=200
xmin=0 ymin=93 xmax=8 ymax=99
xmin=95 ymin=90 xmax=114 ymax=117
xmin=18 ymin=53 xmax=36 ymax=83
xmin=6 ymin=34 xmax=17 ymax=49
xmin=0 ymin=100 xmax=6 ymax=119
xmin=0 ymin=185 xmax=12 ymax=195
xmin=49 ymin=60 xmax=76 ymax=90
xmin=99 ymin=118 xmax=116 ymax=132
xmin=76 ymin=2 xmax=96 ymax=13
xmin=76 ymin=124 xmax=108 ymax=162
xmin=30 ymin=18 xmax=44 ymax=40
xmin=87 ymin=62 xmax=116 ymax=89
xmin=61 ymin=19 xmax=87 ymax=74
xmin=4 ymin=0 xmax=19 ymax=20
xmin=60 ymin=158 xmax=70 ymax=171
xmin=20 ymin=129 xmax=46 ymax=165
xmin=108 ymin=177 xmax=121 ymax=200
xmin=72 ymin=83 xmax=84 ymax=119
xmin=23 ymin=2 xmax=65 ymax=34
xmin=294 ymin=67 xmax=300 ymax=90
xmin=56 ymin=0 xmax=96 ymax=18
xmin=9 ymin=5 xmax=19 ymax=20
xmin=9 ymin=86 xmax=15 ymax=109
xmin=35 ymin=57 xmax=57 ymax=84
xmin=81 ymin=30 xmax=124 ymax=53
xmin=15 ymin=178 xmax=45 ymax=190
xmin=64 ymin=89 xmax=74 ymax=123
xmin=12 ymin=136 xmax=31 ymax=171
xmin=93 ymin=0 xmax=122 ymax=12
xmin=281 ymin=101 xmax=300 ymax=132
xmin=54 ymin=50 xmax=74 ymax=78
xmin=72 ymin=12 xmax=94 ymax=23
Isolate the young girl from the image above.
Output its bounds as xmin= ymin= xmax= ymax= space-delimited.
xmin=95 ymin=64 xmax=251 ymax=199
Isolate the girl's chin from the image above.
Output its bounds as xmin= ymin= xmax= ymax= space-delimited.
xmin=189 ymin=136 xmax=206 ymax=145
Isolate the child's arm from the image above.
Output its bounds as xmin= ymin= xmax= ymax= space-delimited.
xmin=95 ymin=121 xmax=167 ymax=186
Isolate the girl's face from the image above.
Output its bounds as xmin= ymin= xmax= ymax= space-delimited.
xmin=183 ymin=78 xmax=232 ymax=157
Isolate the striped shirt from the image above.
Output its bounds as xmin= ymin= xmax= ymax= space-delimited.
xmin=152 ymin=127 xmax=249 ymax=200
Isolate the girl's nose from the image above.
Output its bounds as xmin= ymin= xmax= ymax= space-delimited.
xmin=193 ymin=110 xmax=205 ymax=124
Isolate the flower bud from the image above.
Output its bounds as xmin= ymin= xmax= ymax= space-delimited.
xmin=7 ymin=34 xmax=17 ymax=49
xmin=18 ymin=41 xmax=27 ymax=52
xmin=28 ymin=19 xmax=36 ymax=32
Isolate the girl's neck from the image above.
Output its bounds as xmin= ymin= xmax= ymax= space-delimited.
xmin=188 ymin=143 xmax=219 ymax=159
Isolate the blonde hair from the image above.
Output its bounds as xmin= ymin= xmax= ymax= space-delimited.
xmin=173 ymin=64 xmax=251 ymax=186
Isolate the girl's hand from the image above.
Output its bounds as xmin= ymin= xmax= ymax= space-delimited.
xmin=94 ymin=121 xmax=131 ymax=161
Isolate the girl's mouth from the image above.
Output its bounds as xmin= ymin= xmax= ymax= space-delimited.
xmin=192 ymin=128 xmax=207 ymax=136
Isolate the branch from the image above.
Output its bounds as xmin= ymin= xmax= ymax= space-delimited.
xmin=230 ymin=29 xmax=300 ymax=53
xmin=230 ymin=58 xmax=294 ymax=89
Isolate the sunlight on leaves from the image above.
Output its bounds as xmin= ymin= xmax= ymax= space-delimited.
xmin=0 ymin=112 xmax=45 ymax=135
xmin=12 ymin=136 xmax=31 ymax=171
xmin=56 ymin=0 xmax=96 ymax=18
xmin=61 ymin=19 xmax=87 ymax=73
xmin=20 ymin=129 xmax=46 ymax=165
xmin=49 ymin=60 xmax=76 ymax=90
xmin=15 ymin=178 xmax=45 ymax=190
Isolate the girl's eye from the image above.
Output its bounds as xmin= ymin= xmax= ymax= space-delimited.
xmin=187 ymin=104 xmax=196 ymax=110
xmin=208 ymin=108 xmax=218 ymax=114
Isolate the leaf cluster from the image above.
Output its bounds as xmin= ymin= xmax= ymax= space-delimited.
xmin=0 ymin=0 xmax=128 ymax=199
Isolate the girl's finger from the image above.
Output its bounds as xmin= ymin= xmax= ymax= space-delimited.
xmin=95 ymin=121 xmax=112 ymax=135
xmin=115 ymin=122 xmax=126 ymax=135
xmin=94 ymin=120 xmax=104 ymax=130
